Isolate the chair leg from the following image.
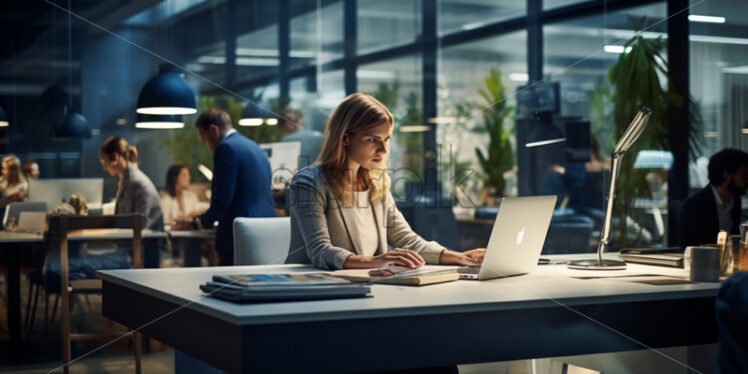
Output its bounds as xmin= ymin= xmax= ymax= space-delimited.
xmin=83 ymin=294 xmax=93 ymax=314
xmin=24 ymin=284 xmax=40 ymax=352
xmin=133 ymin=331 xmax=142 ymax=374
xmin=62 ymin=297 xmax=71 ymax=374
xmin=50 ymin=294 xmax=60 ymax=326
xmin=23 ymin=280 xmax=34 ymax=332
xmin=44 ymin=292 xmax=49 ymax=331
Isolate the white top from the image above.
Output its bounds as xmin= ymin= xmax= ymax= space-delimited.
xmin=346 ymin=189 xmax=379 ymax=257
xmin=710 ymin=185 xmax=734 ymax=231
xmin=0 ymin=177 xmax=27 ymax=200
xmin=160 ymin=189 xmax=209 ymax=226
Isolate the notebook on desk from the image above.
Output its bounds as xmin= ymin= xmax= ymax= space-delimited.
xmin=330 ymin=266 xmax=459 ymax=286
xmin=457 ymin=196 xmax=556 ymax=280
xmin=200 ymin=273 xmax=371 ymax=302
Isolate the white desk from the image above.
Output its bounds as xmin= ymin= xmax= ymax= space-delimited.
xmin=98 ymin=255 xmax=720 ymax=373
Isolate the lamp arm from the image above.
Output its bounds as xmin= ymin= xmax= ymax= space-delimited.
xmin=597 ymin=151 xmax=624 ymax=262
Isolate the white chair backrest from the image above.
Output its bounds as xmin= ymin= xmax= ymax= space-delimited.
xmin=233 ymin=217 xmax=291 ymax=265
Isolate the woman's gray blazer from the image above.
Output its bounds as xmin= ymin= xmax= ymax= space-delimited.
xmin=286 ymin=165 xmax=444 ymax=270
xmin=115 ymin=165 xmax=164 ymax=232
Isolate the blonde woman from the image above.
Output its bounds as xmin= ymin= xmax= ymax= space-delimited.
xmin=0 ymin=155 xmax=28 ymax=209
xmin=287 ymin=93 xmax=485 ymax=270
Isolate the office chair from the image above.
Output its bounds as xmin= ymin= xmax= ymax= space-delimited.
xmin=48 ymin=214 xmax=145 ymax=374
xmin=233 ymin=217 xmax=291 ymax=265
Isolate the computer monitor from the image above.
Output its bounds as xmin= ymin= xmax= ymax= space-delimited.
xmin=564 ymin=120 xmax=591 ymax=163
xmin=516 ymin=82 xmax=561 ymax=118
xmin=260 ymin=141 xmax=301 ymax=189
xmin=2 ymin=202 xmax=47 ymax=228
xmin=28 ymin=178 xmax=104 ymax=212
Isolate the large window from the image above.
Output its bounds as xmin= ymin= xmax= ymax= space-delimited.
xmin=358 ymin=0 xmax=421 ymax=54
xmin=1 ymin=0 xmax=719 ymax=253
xmin=358 ymin=55 xmax=423 ymax=183
xmin=289 ymin=70 xmax=346 ymax=134
xmin=438 ymin=31 xmax=527 ymax=209
xmin=439 ymin=0 xmax=526 ymax=35
xmin=291 ymin=1 xmax=344 ymax=70
xmin=542 ymin=3 xmax=668 ymax=250
xmin=689 ymin=0 xmax=748 ymax=181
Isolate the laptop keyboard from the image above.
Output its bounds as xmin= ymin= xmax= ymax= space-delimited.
xmin=457 ymin=266 xmax=480 ymax=274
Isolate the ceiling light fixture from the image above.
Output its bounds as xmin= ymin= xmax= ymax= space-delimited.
xmin=134 ymin=113 xmax=184 ymax=129
xmin=239 ymin=95 xmax=275 ymax=126
xmin=137 ymin=64 xmax=197 ymax=115
xmin=604 ymin=45 xmax=632 ymax=54
xmin=0 ymin=105 xmax=8 ymax=127
xmin=688 ymin=15 xmax=726 ymax=24
xmin=54 ymin=0 xmax=91 ymax=139
xmin=399 ymin=125 xmax=431 ymax=132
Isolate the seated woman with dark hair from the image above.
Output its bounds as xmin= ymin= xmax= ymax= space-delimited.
xmin=160 ymin=164 xmax=208 ymax=228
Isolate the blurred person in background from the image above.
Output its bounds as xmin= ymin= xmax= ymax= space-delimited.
xmin=0 ymin=155 xmax=28 ymax=209
xmin=22 ymin=159 xmax=39 ymax=180
xmin=100 ymin=136 xmax=164 ymax=268
xmin=160 ymin=164 xmax=208 ymax=228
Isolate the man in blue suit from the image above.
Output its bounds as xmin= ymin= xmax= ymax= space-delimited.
xmin=175 ymin=108 xmax=275 ymax=265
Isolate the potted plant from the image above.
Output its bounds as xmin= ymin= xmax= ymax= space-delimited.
xmin=459 ymin=68 xmax=515 ymax=205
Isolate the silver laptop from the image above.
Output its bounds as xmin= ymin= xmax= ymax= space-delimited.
xmin=3 ymin=202 xmax=47 ymax=229
xmin=458 ymin=196 xmax=556 ymax=280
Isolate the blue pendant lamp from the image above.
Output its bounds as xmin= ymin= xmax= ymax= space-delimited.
xmin=137 ymin=64 xmax=197 ymax=115
xmin=134 ymin=113 xmax=184 ymax=129
xmin=0 ymin=105 xmax=8 ymax=127
xmin=239 ymin=95 xmax=276 ymax=126
xmin=56 ymin=107 xmax=91 ymax=138
xmin=54 ymin=0 xmax=91 ymax=139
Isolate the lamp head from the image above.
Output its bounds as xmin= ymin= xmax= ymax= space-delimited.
xmin=613 ymin=107 xmax=651 ymax=154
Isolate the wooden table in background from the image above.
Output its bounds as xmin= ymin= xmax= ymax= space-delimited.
xmin=0 ymin=229 xmax=165 ymax=361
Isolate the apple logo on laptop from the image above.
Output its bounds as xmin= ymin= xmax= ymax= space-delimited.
xmin=516 ymin=227 xmax=526 ymax=245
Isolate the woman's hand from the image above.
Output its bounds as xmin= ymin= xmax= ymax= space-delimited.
xmin=343 ymin=248 xmax=425 ymax=269
xmin=438 ymin=248 xmax=486 ymax=266
xmin=462 ymin=248 xmax=486 ymax=263
xmin=12 ymin=190 xmax=28 ymax=201
xmin=170 ymin=220 xmax=193 ymax=230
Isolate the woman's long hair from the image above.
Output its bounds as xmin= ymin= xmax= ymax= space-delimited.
xmin=2 ymin=155 xmax=26 ymax=186
xmin=165 ymin=164 xmax=186 ymax=197
xmin=99 ymin=136 xmax=138 ymax=164
xmin=316 ymin=93 xmax=392 ymax=203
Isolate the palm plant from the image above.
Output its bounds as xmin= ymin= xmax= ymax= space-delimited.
xmin=462 ymin=68 xmax=514 ymax=197
xmin=608 ymin=29 xmax=704 ymax=247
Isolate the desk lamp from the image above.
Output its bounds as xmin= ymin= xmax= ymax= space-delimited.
xmin=568 ymin=107 xmax=651 ymax=270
